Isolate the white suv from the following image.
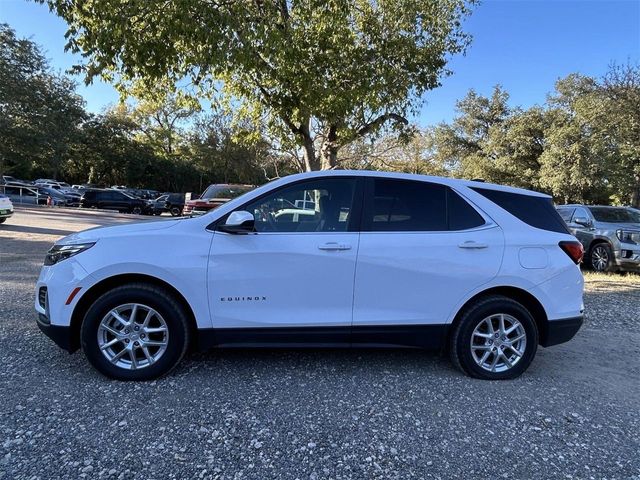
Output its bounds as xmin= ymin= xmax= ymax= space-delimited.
xmin=35 ymin=171 xmax=585 ymax=381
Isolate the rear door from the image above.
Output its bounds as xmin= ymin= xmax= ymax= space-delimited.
xmin=352 ymin=178 xmax=504 ymax=346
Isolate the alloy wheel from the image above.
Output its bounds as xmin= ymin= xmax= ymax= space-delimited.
xmin=470 ymin=313 xmax=527 ymax=373
xmin=591 ymin=245 xmax=609 ymax=271
xmin=97 ymin=303 xmax=169 ymax=370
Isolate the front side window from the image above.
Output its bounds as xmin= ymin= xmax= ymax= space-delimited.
xmin=557 ymin=207 xmax=575 ymax=223
xmin=242 ymin=178 xmax=357 ymax=233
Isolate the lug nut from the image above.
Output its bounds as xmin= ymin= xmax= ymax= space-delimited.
xmin=134 ymin=326 xmax=139 ymax=331
xmin=140 ymin=333 xmax=146 ymax=339
xmin=124 ymin=329 xmax=129 ymax=334
xmin=134 ymin=341 xmax=139 ymax=346
xmin=125 ymin=339 xmax=130 ymax=344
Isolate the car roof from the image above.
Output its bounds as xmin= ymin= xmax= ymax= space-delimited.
xmin=278 ymin=170 xmax=551 ymax=198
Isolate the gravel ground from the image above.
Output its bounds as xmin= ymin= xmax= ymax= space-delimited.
xmin=1 ymin=208 xmax=639 ymax=480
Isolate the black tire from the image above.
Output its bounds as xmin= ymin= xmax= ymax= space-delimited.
xmin=588 ymin=242 xmax=614 ymax=272
xmin=80 ymin=283 xmax=190 ymax=381
xmin=449 ymin=295 xmax=538 ymax=380
xmin=0 ymin=218 xmax=6 ymax=224
xmin=169 ymin=206 xmax=181 ymax=217
xmin=131 ymin=206 xmax=143 ymax=215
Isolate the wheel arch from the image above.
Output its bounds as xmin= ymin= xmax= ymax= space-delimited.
xmin=449 ymin=286 xmax=549 ymax=346
xmin=68 ymin=273 xmax=198 ymax=353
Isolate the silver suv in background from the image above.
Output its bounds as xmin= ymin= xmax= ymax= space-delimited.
xmin=557 ymin=205 xmax=640 ymax=272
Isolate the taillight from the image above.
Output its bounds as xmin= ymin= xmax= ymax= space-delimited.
xmin=559 ymin=241 xmax=584 ymax=264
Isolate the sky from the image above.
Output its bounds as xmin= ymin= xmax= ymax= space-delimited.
xmin=1 ymin=0 xmax=639 ymax=127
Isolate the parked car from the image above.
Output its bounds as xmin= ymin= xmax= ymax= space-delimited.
xmin=557 ymin=204 xmax=640 ymax=272
xmin=1 ymin=184 xmax=48 ymax=205
xmin=0 ymin=194 xmax=14 ymax=223
xmin=152 ymin=193 xmax=185 ymax=216
xmin=34 ymin=178 xmax=59 ymax=185
xmin=36 ymin=171 xmax=584 ymax=381
xmin=36 ymin=186 xmax=71 ymax=206
xmin=80 ymin=189 xmax=151 ymax=214
xmin=183 ymin=184 xmax=254 ymax=216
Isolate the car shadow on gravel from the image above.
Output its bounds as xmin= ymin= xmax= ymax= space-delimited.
xmin=0 ymin=224 xmax=76 ymax=237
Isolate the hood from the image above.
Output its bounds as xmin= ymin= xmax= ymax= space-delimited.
xmin=594 ymin=221 xmax=640 ymax=231
xmin=58 ymin=218 xmax=182 ymax=245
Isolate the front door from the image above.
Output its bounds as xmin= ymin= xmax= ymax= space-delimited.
xmin=208 ymin=177 xmax=362 ymax=343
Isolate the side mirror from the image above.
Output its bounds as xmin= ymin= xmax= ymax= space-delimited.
xmin=574 ymin=216 xmax=591 ymax=227
xmin=218 ymin=210 xmax=255 ymax=234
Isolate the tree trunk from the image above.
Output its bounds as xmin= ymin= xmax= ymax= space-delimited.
xmin=632 ymin=175 xmax=640 ymax=208
xmin=299 ymin=119 xmax=319 ymax=172
xmin=319 ymin=125 xmax=338 ymax=170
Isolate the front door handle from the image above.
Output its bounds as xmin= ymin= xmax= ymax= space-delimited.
xmin=318 ymin=242 xmax=352 ymax=251
xmin=458 ymin=241 xmax=488 ymax=249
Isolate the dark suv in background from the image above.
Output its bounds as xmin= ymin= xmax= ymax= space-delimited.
xmin=81 ymin=189 xmax=151 ymax=215
xmin=152 ymin=193 xmax=185 ymax=216
xmin=557 ymin=204 xmax=640 ymax=272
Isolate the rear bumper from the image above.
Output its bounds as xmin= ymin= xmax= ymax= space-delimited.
xmin=36 ymin=314 xmax=76 ymax=352
xmin=541 ymin=315 xmax=583 ymax=347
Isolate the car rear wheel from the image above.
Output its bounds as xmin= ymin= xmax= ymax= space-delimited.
xmin=131 ymin=206 xmax=143 ymax=215
xmin=450 ymin=295 xmax=538 ymax=380
xmin=169 ymin=206 xmax=181 ymax=216
xmin=589 ymin=243 xmax=613 ymax=272
xmin=0 ymin=218 xmax=6 ymax=224
xmin=80 ymin=283 xmax=190 ymax=380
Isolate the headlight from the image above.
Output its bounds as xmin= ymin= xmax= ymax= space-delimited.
xmin=616 ymin=229 xmax=640 ymax=245
xmin=44 ymin=242 xmax=95 ymax=266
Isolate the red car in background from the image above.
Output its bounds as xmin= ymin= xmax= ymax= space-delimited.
xmin=183 ymin=184 xmax=254 ymax=216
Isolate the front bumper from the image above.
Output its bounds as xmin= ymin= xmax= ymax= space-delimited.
xmin=541 ymin=315 xmax=583 ymax=347
xmin=0 ymin=208 xmax=13 ymax=218
xmin=36 ymin=314 xmax=76 ymax=352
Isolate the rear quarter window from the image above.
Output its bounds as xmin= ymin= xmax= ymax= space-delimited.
xmin=472 ymin=187 xmax=569 ymax=234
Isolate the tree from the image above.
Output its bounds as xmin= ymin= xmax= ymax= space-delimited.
xmin=427 ymin=86 xmax=512 ymax=181
xmin=599 ymin=63 xmax=640 ymax=207
xmin=0 ymin=24 xmax=85 ymax=180
xmin=42 ymin=0 xmax=476 ymax=171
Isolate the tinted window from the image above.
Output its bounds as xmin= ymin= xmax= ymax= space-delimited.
xmin=588 ymin=207 xmax=640 ymax=223
xmin=202 ymin=185 xmax=253 ymax=200
xmin=472 ymin=187 xmax=569 ymax=234
xmin=366 ymin=179 xmax=447 ymax=231
xmin=557 ymin=207 xmax=575 ymax=222
xmin=447 ymin=189 xmax=485 ymax=230
xmin=572 ymin=207 xmax=589 ymax=222
xmin=242 ymin=178 xmax=356 ymax=233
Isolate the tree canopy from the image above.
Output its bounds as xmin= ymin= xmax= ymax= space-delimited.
xmin=41 ymin=0 xmax=476 ymax=170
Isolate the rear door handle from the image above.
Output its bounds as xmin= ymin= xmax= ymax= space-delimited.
xmin=458 ymin=241 xmax=488 ymax=249
xmin=318 ymin=242 xmax=352 ymax=251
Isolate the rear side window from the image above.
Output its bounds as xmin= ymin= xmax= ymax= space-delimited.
xmin=448 ymin=189 xmax=485 ymax=230
xmin=364 ymin=179 xmax=485 ymax=232
xmin=472 ymin=187 xmax=569 ymax=234
xmin=367 ymin=179 xmax=448 ymax=231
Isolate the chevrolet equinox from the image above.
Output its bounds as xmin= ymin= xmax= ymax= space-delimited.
xmin=35 ymin=171 xmax=585 ymax=380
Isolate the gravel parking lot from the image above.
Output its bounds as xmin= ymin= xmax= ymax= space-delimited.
xmin=1 ymin=207 xmax=639 ymax=479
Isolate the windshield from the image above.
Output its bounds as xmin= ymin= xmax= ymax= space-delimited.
xmin=589 ymin=207 xmax=640 ymax=223
xmin=201 ymin=185 xmax=252 ymax=200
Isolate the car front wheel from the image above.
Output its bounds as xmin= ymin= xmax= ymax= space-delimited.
xmin=80 ymin=283 xmax=190 ymax=380
xmin=131 ymin=206 xmax=143 ymax=215
xmin=450 ymin=295 xmax=538 ymax=380
xmin=589 ymin=243 xmax=613 ymax=272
